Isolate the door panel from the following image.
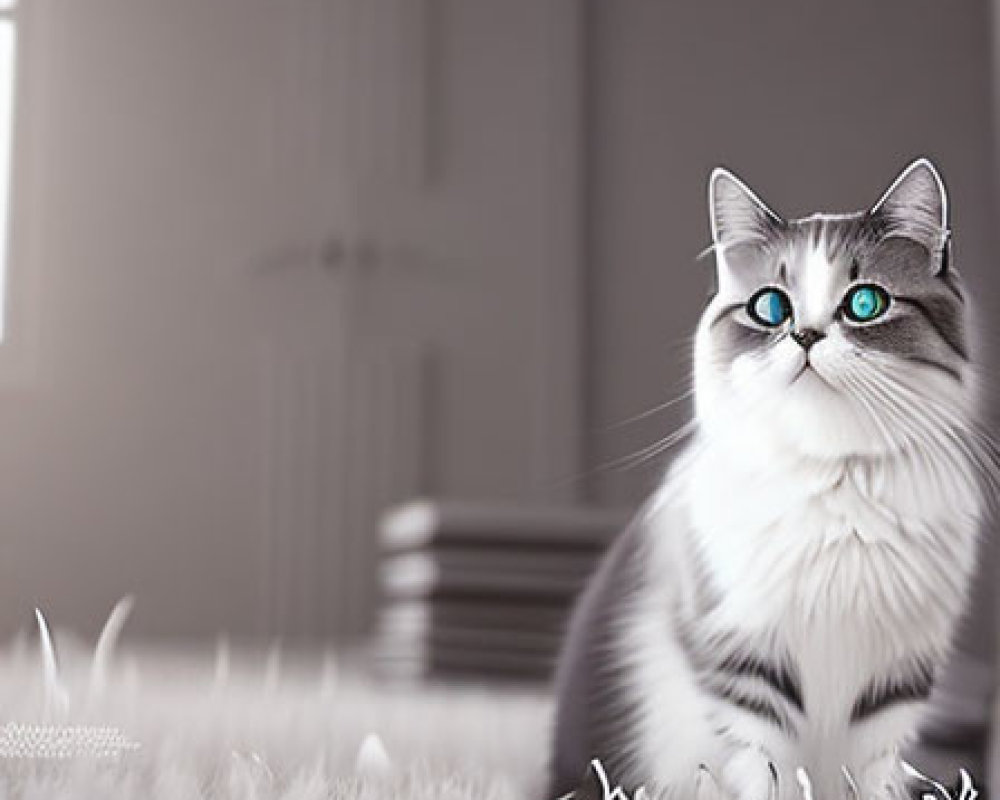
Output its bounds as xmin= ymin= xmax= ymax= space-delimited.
xmin=0 ymin=0 xmax=582 ymax=639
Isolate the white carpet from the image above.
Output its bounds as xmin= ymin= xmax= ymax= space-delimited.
xmin=0 ymin=605 xmax=978 ymax=800
xmin=0 ymin=604 xmax=551 ymax=799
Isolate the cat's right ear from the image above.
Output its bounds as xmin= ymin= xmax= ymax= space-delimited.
xmin=869 ymin=158 xmax=949 ymax=272
xmin=709 ymin=168 xmax=783 ymax=250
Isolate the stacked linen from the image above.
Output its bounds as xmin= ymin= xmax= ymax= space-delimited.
xmin=376 ymin=500 xmax=624 ymax=682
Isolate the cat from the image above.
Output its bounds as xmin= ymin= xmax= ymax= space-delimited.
xmin=548 ymin=159 xmax=990 ymax=800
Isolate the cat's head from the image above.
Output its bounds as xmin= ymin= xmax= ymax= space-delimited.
xmin=695 ymin=158 xmax=973 ymax=460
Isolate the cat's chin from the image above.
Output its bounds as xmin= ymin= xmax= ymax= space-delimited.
xmin=775 ymin=375 xmax=893 ymax=459
xmin=699 ymin=377 xmax=894 ymax=463
xmin=697 ymin=352 xmax=915 ymax=461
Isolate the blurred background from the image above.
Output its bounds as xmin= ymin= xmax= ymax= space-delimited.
xmin=0 ymin=0 xmax=995 ymax=770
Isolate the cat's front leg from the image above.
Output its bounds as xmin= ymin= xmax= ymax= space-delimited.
xmin=852 ymin=748 xmax=905 ymax=800
xmin=718 ymin=744 xmax=779 ymax=800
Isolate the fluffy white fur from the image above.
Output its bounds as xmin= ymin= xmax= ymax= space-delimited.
xmin=621 ymin=160 xmax=983 ymax=800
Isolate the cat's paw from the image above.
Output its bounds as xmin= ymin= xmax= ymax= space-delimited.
xmin=718 ymin=747 xmax=778 ymax=800
xmin=852 ymin=750 xmax=904 ymax=800
xmin=695 ymin=765 xmax=729 ymax=800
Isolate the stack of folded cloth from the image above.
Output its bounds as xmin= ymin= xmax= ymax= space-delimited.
xmin=375 ymin=499 xmax=625 ymax=682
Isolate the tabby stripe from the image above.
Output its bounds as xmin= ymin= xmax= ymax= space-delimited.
xmin=851 ymin=661 xmax=935 ymax=723
xmin=716 ymin=652 xmax=805 ymax=714
xmin=707 ymin=681 xmax=795 ymax=734
xmin=893 ymin=296 xmax=968 ymax=360
xmin=707 ymin=303 xmax=743 ymax=331
xmin=675 ymin=623 xmax=804 ymax=731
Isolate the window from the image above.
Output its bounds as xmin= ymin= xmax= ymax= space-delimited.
xmin=0 ymin=0 xmax=17 ymax=340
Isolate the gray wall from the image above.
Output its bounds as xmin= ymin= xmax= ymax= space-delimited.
xmin=586 ymin=1 xmax=999 ymax=507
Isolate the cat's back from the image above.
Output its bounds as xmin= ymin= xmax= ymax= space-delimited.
xmin=548 ymin=486 xmax=701 ymax=797
xmin=548 ymin=515 xmax=652 ymax=796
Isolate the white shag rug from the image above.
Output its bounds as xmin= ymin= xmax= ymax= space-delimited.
xmin=0 ymin=602 xmax=552 ymax=799
xmin=0 ymin=603 xmax=979 ymax=800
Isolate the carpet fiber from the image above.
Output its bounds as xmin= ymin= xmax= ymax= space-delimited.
xmin=0 ymin=606 xmax=977 ymax=800
xmin=0 ymin=607 xmax=551 ymax=799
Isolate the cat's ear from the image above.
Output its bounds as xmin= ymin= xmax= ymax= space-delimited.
xmin=870 ymin=158 xmax=949 ymax=268
xmin=709 ymin=167 xmax=783 ymax=249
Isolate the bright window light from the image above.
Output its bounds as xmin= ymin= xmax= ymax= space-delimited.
xmin=0 ymin=16 xmax=16 ymax=341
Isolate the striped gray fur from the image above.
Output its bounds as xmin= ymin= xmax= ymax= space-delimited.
xmin=850 ymin=656 xmax=937 ymax=724
xmin=676 ymin=621 xmax=804 ymax=736
xmin=548 ymin=520 xmax=652 ymax=797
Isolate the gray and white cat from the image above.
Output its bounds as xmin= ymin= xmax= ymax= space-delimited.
xmin=549 ymin=159 xmax=990 ymax=800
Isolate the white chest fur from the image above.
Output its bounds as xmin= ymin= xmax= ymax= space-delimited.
xmin=634 ymin=433 xmax=982 ymax=797
xmin=681 ymin=433 xmax=979 ymax=650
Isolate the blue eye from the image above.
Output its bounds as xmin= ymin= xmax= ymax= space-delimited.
xmin=747 ymin=287 xmax=792 ymax=327
xmin=844 ymin=284 xmax=889 ymax=322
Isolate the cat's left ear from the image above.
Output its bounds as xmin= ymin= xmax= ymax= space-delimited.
xmin=870 ymin=157 xmax=950 ymax=273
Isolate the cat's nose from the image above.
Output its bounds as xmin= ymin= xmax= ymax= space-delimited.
xmin=791 ymin=328 xmax=825 ymax=351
